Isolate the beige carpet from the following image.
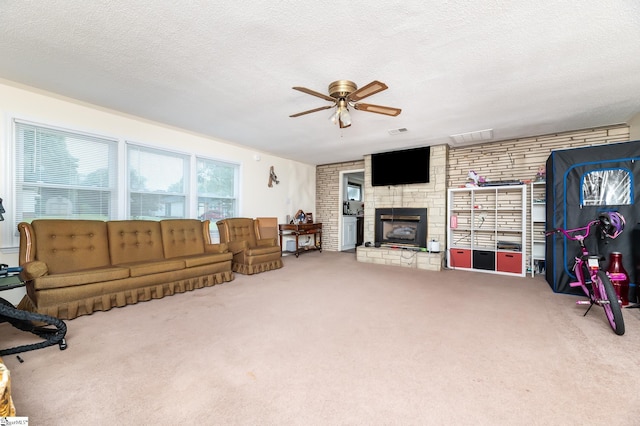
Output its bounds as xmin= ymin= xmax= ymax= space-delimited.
xmin=2 ymin=251 xmax=639 ymax=425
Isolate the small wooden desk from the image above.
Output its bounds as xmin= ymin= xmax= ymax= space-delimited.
xmin=0 ymin=274 xmax=25 ymax=292
xmin=279 ymin=223 xmax=322 ymax=257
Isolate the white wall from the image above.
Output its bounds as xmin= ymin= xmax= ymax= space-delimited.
xmin=0 ymin=79 xmax=316 ymax=268
xmin=630 ymin=112 xmax=640 ymax=141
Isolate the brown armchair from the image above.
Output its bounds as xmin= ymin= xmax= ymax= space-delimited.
xmin=216 ymin=218 xmax=283 ymax=275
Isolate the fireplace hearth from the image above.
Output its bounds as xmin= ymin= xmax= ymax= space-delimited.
xmin=374 ymin=208 xmax=427 ymax=248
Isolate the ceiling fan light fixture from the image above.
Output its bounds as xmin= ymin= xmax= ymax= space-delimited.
xmin=338 ymin=116 xmax=351 ymax=128
xmin=330 ymin=98 xmax=351 ymax=127
xmin=340 ymin=108 xmax=351 ymax=127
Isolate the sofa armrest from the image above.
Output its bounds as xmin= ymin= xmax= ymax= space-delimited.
xmin=204 ymin=243 xmax=228 ymax=254
xmin=256 ymin=238 xmax=277 ymax=247
xmin=227 ymin=240 xmax=249 ymax=254
xmin=20 ymin=260 xmax=49 ymax=280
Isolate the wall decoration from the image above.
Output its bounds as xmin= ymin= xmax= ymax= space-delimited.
xmin=268 ymin=166 xmax=279 ymax=187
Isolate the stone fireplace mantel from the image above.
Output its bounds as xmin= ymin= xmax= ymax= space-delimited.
xmin=356 ymin=246 xmax=443 ymax=271
xmin=357 ymin=145 xmax=447 ymax=271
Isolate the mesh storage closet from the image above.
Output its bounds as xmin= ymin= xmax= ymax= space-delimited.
xmin=545 ymin=140 xmax=640 ymax=300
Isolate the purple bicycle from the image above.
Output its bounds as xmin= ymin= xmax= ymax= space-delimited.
xmin=546 ymin=212 xmax=626 ymax=335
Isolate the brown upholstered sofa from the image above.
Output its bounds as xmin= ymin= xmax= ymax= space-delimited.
xmin=17 ymin=219 xmax=234 ymax=320
xmin=216 ymin=217 xmax=283 ymax=275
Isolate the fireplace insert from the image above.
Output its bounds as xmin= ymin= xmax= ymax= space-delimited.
xmin=374 ymin=208 xmax=427 ymax=248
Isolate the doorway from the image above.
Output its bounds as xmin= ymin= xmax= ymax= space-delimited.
xmin=339 ymin=169 xmax=365 ymax=252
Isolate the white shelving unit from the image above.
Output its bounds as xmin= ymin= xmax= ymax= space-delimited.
xmin=447 ymin=184 xmax=527 ymax=277
xmin=530 ymin=181 xmax=546 ymax=277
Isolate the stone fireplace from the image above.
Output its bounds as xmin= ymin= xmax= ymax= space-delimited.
xmin=349 ymin=145 xmax=446 ymax=271
xmin=374 ymin=208 xmax=427 ymax=248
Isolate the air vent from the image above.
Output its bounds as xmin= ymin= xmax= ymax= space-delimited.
xmin=388 ymin=128 xmax=408 ymax=135
xmin=449 ymin=129 xmax=494 ymax=146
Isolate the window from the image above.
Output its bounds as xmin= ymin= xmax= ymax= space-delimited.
xmin=14 ymin=120 xmax=118 ymax=224
xmin=127 ymin=144 xmax=189 ymax=219
xmin=196 ymin=157 xmax=239 ymax=222
xmin=347 ymin=182 xmax=362 ymax=201
xmin=196 ymin=157 xmax=239 ymax=242
xmin=4 ymin=119 xmax=241 ymax=248
xmin=581 ymin=168 xmax=632 ymax=206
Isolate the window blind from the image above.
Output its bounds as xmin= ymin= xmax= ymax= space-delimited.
xmin=14 ymin=121 xmax=118 ymax=224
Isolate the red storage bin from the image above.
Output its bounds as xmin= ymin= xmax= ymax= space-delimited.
xmin=497 ymin=252 xmax=522 ymax=274
xmin=449 ymin=248 xmax=471 ymax=268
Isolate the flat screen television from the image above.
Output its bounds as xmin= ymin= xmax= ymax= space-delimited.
xmin=371 ymin=146 xmax=430 ymax=186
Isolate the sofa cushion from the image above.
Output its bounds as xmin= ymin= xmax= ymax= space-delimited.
xmin=178 ymin=252 xmax=233 ymax=268
xmin=160 ymin=219 xmax=206 ymax=258
xmin=218 ymin=218 xmax=257 ymax=247
xmin=246 ymin=245 xmax=281 ymax=256
xmin=121 ymin=259 xmax=186 ymax=277
xmin=33 ymin=266 xmax=131 ymax=290
xmin=31 ymin=220 xmax=111 ymax=274
xmin=107 ymin=220 xmax=164 ymax=265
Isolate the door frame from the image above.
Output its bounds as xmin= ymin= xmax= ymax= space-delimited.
xmin=338 ymin=168 xmax=365 ymax=251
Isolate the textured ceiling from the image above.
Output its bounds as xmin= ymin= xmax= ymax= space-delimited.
xmin=1 ymin=1 xmax=640 ymax=165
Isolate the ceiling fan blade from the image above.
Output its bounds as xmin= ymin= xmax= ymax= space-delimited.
xmin=353 ymin=103 xmax=402 ymax=116
xmin=292 ymin=86 xmax=336 ymax=102
xmin=348 ymin=80 xmax=388 ymax=102
xmin=289 ymin=104 xmax=335 ymax=118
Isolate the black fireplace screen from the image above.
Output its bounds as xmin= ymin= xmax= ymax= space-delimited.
xmin=375 ymin=208 xmax=427 ymax=247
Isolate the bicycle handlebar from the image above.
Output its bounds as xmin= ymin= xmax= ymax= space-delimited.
xmin=545 ymin=220 xmax=600 ymax=241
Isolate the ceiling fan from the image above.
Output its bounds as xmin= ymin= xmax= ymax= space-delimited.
xmin=289 ymin=80 xmax=401 ymax=128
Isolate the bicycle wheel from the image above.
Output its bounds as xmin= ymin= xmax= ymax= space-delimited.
xmin=595 ymin=270 xmax=625 ymax=335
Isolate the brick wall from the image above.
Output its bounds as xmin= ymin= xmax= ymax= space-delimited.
xmin=447 ymin=125 xmax=630 ymax=188
xmin=315 ymin=160 xmax=365 ymax=251
xmin=315 ymin=145 xmax=447 ymax=254
xmin=316 ymin=124 xmax=630 ymax=262
xmin=448 ymin=124 xmax=630 ymax=272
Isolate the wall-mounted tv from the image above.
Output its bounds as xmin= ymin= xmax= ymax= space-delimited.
xmin=371 ymin=146 xmax=430 ymax=187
